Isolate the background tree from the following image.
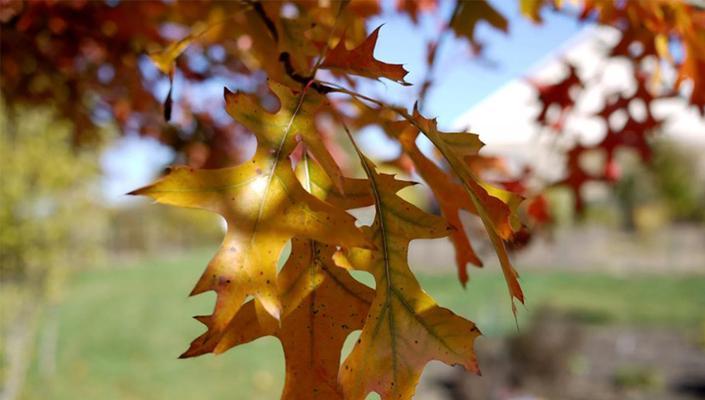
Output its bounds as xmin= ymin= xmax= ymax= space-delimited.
xmin=0 ymin=104 xmax=107 ymax=400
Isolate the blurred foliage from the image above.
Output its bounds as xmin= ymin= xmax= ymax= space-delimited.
xmin=0 ymin=0 xmax=251 ymax=166
xmin=649 ymin=140 xmax=705 ymax=223
xmin=0 ymin=97 xmax=228 ymax=397
xmin=613 ymin=366 xmax=662 ymax=391
xmin=614 ymin=141 xmax=705 ymax=231
xmin=0 ymin=101 xmax=108 ymax=399
xmin=106 ymin=205 xmax=223 ymax=257
xmin=0 ymin=101 xmax=106 ymax=291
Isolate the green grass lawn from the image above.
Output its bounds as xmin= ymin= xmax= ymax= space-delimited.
xmin=23 ymin=249 xmax=705 ymax=400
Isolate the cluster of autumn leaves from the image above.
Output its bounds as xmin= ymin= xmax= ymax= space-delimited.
xmin=133 ymin=70 xmax=520 ymax=400
xmin=3 ymin=0 xmax=699 ymax=398
xmin=124 ymin=1 xmax=705 ymax=398
xmin=130 ymin=3 xmax=531 ymax=399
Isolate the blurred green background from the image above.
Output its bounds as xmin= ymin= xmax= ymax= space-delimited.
xmin=17 ymin=249 xmax=705 ymax=399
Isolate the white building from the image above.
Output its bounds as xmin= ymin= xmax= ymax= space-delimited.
xmin=453 ymin=26 xmax=705 ymax=186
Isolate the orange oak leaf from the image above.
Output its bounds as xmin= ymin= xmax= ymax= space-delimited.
xmin=321 ymin=26 xmax=410 ymax=85
xmin=406 ymin=107 xmax=525 ymax=315
xmin=396 ymin=0 xmax=437 ymax=23
xmin=213 ymin=240 xmax=374 ymax=400
xmin=678 ymin=40 xmax=705 ymax=113
xmin=371 ymin=119 xmax=484 ymax=285
xmin=349 ymin=100 xmax=519 ymax=290
xmin=338 ymin=156 xmax=480 ymax=400
xmin=395 ymin=123 xmax=484 ymax=285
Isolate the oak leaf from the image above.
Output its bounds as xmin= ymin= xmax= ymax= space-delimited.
xmin=226 ymin=80 xmax=346 ymax=191
xmin=131 ymin=82 xmax=370 ymax=357
xmin=183 ymin=156 xmax=397 ymax=399
xmin=391 ymin=122 xmax=484 ymax=285
xmin=338 ymin=157 xmax=480 ymax=400
xmin=149 ymin=35 xmax=194 ymax=121
xmin=450 ymin=0 xmax=508 ymax=52
xmin=405 ymin=107 xmax=525 ymax=314
xmin=149 ymin=36 xmax=192 ymax=77
xmin=214 ymin=240 xmax=373 ymax=400
xmin=519 ymin=0 xmax=550 ymax=23
xmin=349 ymin=100 xmax=522 ymax=295
xmin=321 ymin=26 xmax=410 ymax=85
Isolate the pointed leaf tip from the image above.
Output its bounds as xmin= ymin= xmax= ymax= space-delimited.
xmin=126 ymin=185 xmax=150 ymax=196
xmin=321 ymin=25 xmax=410 ymax=85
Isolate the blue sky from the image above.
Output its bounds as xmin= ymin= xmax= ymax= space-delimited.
xmin=103 ymin=1 xmax=588 ymax=203
xmin=366 ymin=0 xmax=588 ymax=126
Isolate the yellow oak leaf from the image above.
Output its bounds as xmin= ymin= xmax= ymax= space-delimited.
xmin=225 ymin=80 xmax=345 ymax=192
xmin=520 ymin=0 xmax=545 ymax=23
xmin=149 ymin=35 xmax=193 ymax=77
xmin=131 ymin=82 xmax=370 ymax=356
xmin=182 ymin=157 xmax=380 ymax=399
xmin=450 ymin=0 xmax=508 ymax=51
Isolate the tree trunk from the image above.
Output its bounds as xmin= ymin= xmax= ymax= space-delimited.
xmin=1 ymin=302 xmax=41 ymax=400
